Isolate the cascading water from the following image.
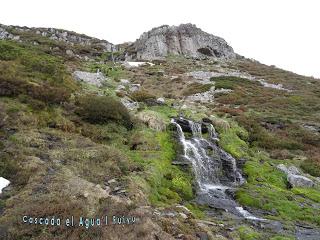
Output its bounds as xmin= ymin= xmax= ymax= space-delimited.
xmin=171 ymin=118 xmax=264 ymax=221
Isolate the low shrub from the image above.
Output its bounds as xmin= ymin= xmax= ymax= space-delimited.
xmin=182 ymin=83 xmax=213 ymax=96
xmin=0 ymin=78 xmax=71 ymax=104
xmin=301 ymin=159 xmax=320 ymax=177
xmin=130 ymin=90 xmax=156 ymax=102
xmin=76 ymin=95 xmax=132 ymax=129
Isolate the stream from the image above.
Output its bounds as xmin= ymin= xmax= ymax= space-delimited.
xmin=171 ymin=117 xmax=265 ymax=221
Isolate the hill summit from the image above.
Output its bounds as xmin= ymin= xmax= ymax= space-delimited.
xmin=132 ymin=23 xmax=236 ymax=60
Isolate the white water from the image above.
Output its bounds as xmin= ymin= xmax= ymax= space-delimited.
xmin=236 ymin=207 xmax=266 ymax=221
xmin=171 ymin=118 xmax=264 ymax=221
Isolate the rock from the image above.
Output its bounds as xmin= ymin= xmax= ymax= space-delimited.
xmin=186 ymin=87 xmax=215 ymax=103
xmin=179 ymin=212 xmax=188 ymax=219
xmin=196 ymin=232 xmax=209 ymax=240
xmin=73 ymin=71 xmax=106 ymax=86
xmin=134 ymin=24 xmax=236 ymax=60
xmin=0 ymin=23 xmax=117 ymax=53
xmin=288 ymin=174 xmax=314 ymax=188
xmin=66 ymin=49 xmax=74 ymax=56
xmin=116 ymin=85 xmax=126 ymax=91
xmin=277 ymin=164 xmax=290 ymax=175
xmin=120 ymin=79 xmax=130 ymax=85
xmin=120 ymin=97 xmax=139 ymax=110
xmin=107 ymin=179 xmax=117 ymax=184
xmin=277 ymin=164 xmax=314 ymax=188
xmin=156 ymin=97 xmax=165 ymax=105
xmin=129 ymin=84 xmax=141 ymax=92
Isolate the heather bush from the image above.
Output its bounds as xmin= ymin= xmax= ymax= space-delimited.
xmin=76 ymin=95 xmax=132 ymax=129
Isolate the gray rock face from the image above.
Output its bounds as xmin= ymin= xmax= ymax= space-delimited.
xmin=288 ymin=174 xmax=314 ymax=188
xmin=277 ymin=164 xmax=314 ymax=188
xmin=73 ymin=71 xmax=106 ymax=86
xmin=134 ymin=24 xmax=236 ymax=60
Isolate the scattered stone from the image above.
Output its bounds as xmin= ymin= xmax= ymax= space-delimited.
xmin=120 ymin=79 xmax=130 ymax=85
xmin=129 ymin=84 xmax=141 ymax=92
xmin=73 ymin=71 xmax=106 ymax=86
xmin=107 ymin=179 xmax=117 ymax=184
xmin=120 ymin=97 xmax=139 ymax=110
xmin=116 ymin=85 xmax=126 ymax=91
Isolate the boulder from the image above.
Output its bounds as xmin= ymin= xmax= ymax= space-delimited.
xmin=288 ymin=174 xmax=314 ymax=188
xmin=73 ymin=71 xmax=106 ymax=86
xmin=277 ymin=164 xmax=314 ymax=188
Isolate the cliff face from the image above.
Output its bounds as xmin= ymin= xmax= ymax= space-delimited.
xmin=133 ymin=23 xmax=236 ymax=60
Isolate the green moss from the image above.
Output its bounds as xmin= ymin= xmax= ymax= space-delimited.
xmin=292 ymin=188 xmax=320 ymax=203
xmin=238 ymin=226 xmax=261 ymax=240
xmin=185 ymin=203 xmax=206 ymax=219
xmin=219 ymin=121 xmax=249 ymax=158
xmin=129 ymin=130 xmax=194 ymax=206
xmin=269 ymin=236 xmax=294 ymax=240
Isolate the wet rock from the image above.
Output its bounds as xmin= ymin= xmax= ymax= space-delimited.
xmin=296 ymin=225 xmax=320 ymax=240
xmin=196 ymin=232 xmax=209 ymax=240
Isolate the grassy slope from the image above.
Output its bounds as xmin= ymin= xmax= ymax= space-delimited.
xmin=1 ymin=38 xmax=320 ymax=240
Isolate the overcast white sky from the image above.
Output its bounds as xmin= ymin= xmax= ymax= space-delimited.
xmin=1 ymin=0 xmax=319 ymax=78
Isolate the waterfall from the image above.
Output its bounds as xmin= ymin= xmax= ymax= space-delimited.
xmin=188 ymin=120 xmax=202 ymax=138
xmin=171 ymin=118 xmax=264 ymax=221
xmin=208 ymin=124 xmax=219 ymax=141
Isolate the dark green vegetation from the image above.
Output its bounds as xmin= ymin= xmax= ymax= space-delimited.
xmin=182 ymin=83 xmax=213 ymax=96
xmin=75 ymin=95 xmax=132 ymax=128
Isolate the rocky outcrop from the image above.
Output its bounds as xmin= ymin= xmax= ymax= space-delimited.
xmin=0 ymin=23 xmax=116 ymax=52
xmin=73 ymin=71 xmax=106 ymax=86
xmin=133 ymin=24 xmax=236 ymax=60
xmin=277 ymin=164 xmax=314 ymax=188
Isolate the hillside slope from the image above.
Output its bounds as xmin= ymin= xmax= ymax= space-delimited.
xmin=0 ymin=24 xmax=320 ymax=240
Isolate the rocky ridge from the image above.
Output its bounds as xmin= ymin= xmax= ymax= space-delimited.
xmin=132 ymin=23 xmax=236 ymax=60
xmin=0 ymin=23 xmax=116 ymax=52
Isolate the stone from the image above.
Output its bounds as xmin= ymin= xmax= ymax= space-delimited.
xmin=120 ymin=97 xmax=139 ymax=110
xmin=277 ymin=164 xmax=314 ymax=188
xmin=116 ymin=85 xmax=126 ymax=91
xmin=66 ymin=49 xmax=74 ymax=56
xmin=120 ymin=79 xmax=130 ymax=85
xmin=156 ymin=97 xmax=165 ymax=105
xmin=73 ymin=71 xmax=106 ymax=86
xmin=133 ymin=23 xmax=236 ymax=60
xmin=288 ymin=174 xmax=314 ymax=188
xmin=129 ymin=84 xmax=141 ymax=92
